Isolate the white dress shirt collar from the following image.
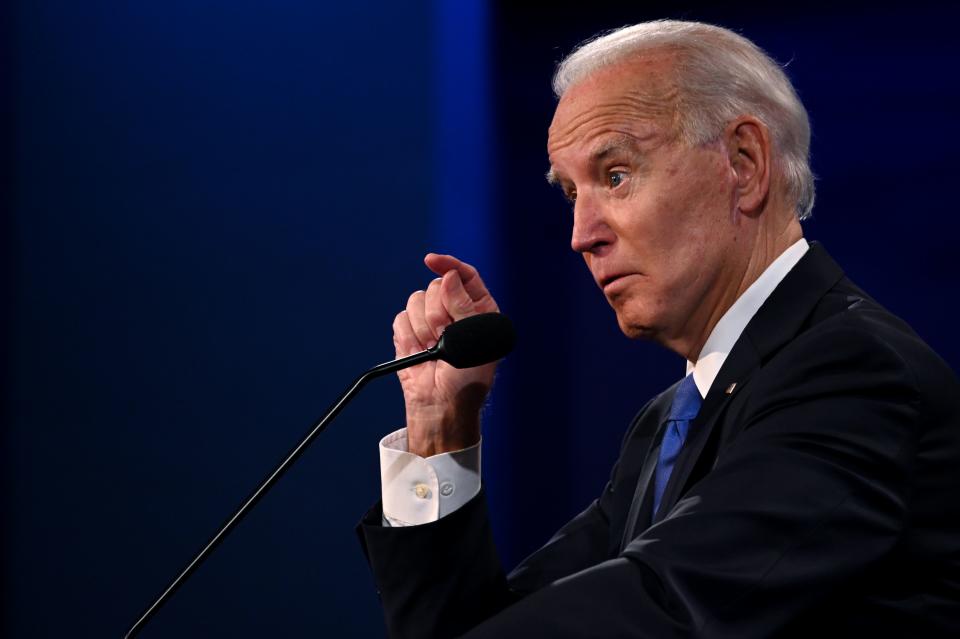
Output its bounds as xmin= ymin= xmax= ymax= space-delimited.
xmin=686 ymin=238 xmax=810 ymax=398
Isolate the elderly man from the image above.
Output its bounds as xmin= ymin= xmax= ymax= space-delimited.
xmin=358 ymin=20 xmax=960 ymax=638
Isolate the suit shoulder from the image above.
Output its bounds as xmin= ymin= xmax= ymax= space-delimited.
xmin=766 ymin=289 xmax=959 ymax=407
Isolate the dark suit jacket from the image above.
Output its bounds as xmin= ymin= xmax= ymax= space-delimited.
xmin=358 ymin=244 xmax=960 ymax=638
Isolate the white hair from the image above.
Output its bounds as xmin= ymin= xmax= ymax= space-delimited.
xmin=553 ymin=20 xmax=815 ymax=220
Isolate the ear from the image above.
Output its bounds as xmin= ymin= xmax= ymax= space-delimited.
xmin=724 ymin=116 xmax=771 ymax=216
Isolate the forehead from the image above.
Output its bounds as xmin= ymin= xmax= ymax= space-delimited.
xmin=547 ymin=51 xmax=679 ymax=161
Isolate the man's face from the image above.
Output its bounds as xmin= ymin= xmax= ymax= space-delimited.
xmin=547 ymin=52 xmax=746 ymax=355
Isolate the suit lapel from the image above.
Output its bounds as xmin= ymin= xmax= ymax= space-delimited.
xmin=628 ymin=242 xmax=847 ymax=532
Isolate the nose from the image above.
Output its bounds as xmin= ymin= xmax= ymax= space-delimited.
xmin=570 ymin=191 xmax=613 ymax=255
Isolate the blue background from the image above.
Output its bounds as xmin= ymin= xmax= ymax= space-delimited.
xmin=4 ymin=1 xmax=958 ymax=637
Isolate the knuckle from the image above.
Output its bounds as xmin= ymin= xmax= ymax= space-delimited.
xmin=425 ymin=306 xmax=447 ymax=327
xmin=406 ymin=290 xmax=424 ymax=309
xmin=444 ymin=288 xmax=471 ymax=312
xmin=454 ymin=297 xmax=474 ymax=313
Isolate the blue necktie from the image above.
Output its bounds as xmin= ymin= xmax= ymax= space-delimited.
xmin=652 ymin=374 xmax=703 ymax=517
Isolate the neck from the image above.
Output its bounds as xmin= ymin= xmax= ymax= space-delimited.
xmin=680 ymin=211 xmax=803 ymax=363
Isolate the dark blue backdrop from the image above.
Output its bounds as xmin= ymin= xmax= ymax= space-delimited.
xmin=5 ymin=2 xmax=958 ymax=637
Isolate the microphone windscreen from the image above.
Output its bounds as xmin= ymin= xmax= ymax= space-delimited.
xmin=437 ymin=313 xmax=516 ymax=369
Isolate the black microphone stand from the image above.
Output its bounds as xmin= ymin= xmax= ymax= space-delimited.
xmin=124 ymin=346 xmax=439 ymax=638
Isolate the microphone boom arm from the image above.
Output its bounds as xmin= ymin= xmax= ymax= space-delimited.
xmin=124 ymin=346 xmax=439 ymax=638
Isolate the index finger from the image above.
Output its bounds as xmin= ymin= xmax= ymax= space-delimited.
xmin=424 ymin=253 xmax=491 ymax=303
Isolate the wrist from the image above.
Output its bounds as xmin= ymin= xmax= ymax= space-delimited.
xmin=405 ymin=406 xmax=480 ymax=457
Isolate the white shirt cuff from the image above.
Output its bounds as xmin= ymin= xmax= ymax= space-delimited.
xmin=379 ymin=427 xmax=481 ymax=527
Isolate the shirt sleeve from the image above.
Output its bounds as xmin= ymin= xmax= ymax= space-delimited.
xmin=379 ymin=427 xmax=481 ymax=527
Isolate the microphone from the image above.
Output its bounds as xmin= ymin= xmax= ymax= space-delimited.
xmin=124 ymin=312 xmax=515 ymax=638
xmin=431 ymin=311 xmax=516 ymax=368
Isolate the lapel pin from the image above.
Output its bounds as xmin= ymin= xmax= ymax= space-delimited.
xmin=725 ymin=382 xmax=737 ymax=395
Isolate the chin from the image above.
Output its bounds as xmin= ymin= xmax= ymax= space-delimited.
xmin=606 ymin=286 xmax=660 ymax=339
xmin=614 ymin=311 xmax=658 ymax=341
xmin=609 ymin=288 xmax=673 ymax=343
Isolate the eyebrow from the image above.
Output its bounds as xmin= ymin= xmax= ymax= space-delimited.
xmin=589 ymin=135 xmax=643 ymax=163
xmin=546 ymin=134 xmax=644 ymax=186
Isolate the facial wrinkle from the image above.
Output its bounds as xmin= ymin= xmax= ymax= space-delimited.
xmin=622 ymin=85 xmax=679 ymax=120
xmin=549 ymin=89 xmax=681 ymax=156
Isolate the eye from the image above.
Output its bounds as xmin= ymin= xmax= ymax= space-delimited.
xmin=608 ymin=171 xmax=626 ymax=188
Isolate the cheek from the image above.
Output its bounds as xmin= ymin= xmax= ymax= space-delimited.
xmin=671 ymin=157 xmax=735 ymax=238
xmin=632 ymin=189 xmax=704 ymax=267
xmin=616 ymin=151 xmax=733 ymax=274
xmin=643 ymin=173 xmax=729 ymax=286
